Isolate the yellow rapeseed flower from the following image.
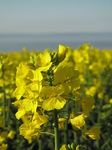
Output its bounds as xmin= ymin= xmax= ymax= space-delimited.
xmin=109 ymin=98 xmax=112 ymax=104
xmin=86 ymin=86 xmax=96 ymax=96
xmin=19 ymin=122 xmax=41 ymax=143
xmin=58 ymin=118 xmax=66 ymax=129
xmin=41 ymin=86 xmax=66 ymax=111
xmin=53 ymin=117 xmax=67 ymax=129
xmin=76 ymin=145 xmax=80 ymax=150
xmin=98 ymin=92 xmax=104 ymax=99
xmin=82 ymin=126 xmax=100 ymax=140
xmin=53 ymin=62 xmax=80 ymax=93
xmin=70 ymin=113 xmax=85 ymax=130
xmin=15 ymin=108 xmax=26 ymax=120
xmin=0 ymin=143 xmax=8 ymax=150
xmin=60 ymin=144 xmax=67 ymax=150
xmin=58 ymin=45 xmax=68 ymax=56
xmin=34 ymin=50 xmax=52 ymax=71
xmin=8 ymin=130 xmax=16 ymax=140
xmin=81 ymin=95 xmax=95 ymax=114
xmin=32 ymin=112 xmax=48 ymax=126
xmin=0 ymin=131 xmax=7 ymax=144
xmin=58 ymin=45 xmax=68 ymax=61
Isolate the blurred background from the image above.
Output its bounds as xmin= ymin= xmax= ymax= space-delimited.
xmin=0 ymin=0 xmax=112 ymax=52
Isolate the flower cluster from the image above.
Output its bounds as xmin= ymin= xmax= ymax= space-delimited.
xmin=13 ymin=45 xmax=100 ymax=149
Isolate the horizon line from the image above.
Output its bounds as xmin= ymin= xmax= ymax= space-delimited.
xmin=0 ymin=31 xmax=112 ymax=35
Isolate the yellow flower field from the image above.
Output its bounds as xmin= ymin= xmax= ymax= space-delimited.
xmin=0 ymin=44 xmax=112 ymax=150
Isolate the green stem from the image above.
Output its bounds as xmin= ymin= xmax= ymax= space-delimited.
xmin=63 ymin=104 xmax=69 ymax=146
xmin=39 ymin=138 xmax=42 ymax=150
xmin=16 ymin=120 xmax=20 ymax=144
xmin=41 ymin=131 xmax=55 ymax=137
xmin=64 ymin=120 xmax=68 ymax=146
xmin=54 ymin=109 xmax=59 ymax=150
xmin=73 ymin=131 xmax=77 ymax=145
xmin=7 ymin=93 xmax=11 ymax=124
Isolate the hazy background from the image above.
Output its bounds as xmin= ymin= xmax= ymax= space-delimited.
xmin=0 ymin=0 xmax=112 ymax=51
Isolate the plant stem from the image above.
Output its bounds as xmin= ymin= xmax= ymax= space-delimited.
xmin=39 ymin=138 xmax=42 ymax=150
xmin=41 ymin=131 xmax=55 ymax=137
xmin=7 ymin=93 xmax=11 ymax=124
xmin=63 ymin=104 xmax=69 ymax=146
xmin=73 ymin=131 xmax=77 ymax=145
xmin=64 ymin=121 xmax=68 ymax=146
xmin=54 ymin=109 xmax=59 ymax=150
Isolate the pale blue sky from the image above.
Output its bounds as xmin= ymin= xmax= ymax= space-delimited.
xmin=0 ymin=0 xmax=112 ymax=34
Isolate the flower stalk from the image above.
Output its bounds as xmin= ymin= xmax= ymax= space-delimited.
xmin=54 ymin=109 xmax=59 ymax=150
xmin=39 ymin=138 xmax=42 ymax=150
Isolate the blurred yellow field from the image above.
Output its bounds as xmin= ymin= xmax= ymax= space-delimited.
xmin=0 ymin=44 xmax=112 ymax=150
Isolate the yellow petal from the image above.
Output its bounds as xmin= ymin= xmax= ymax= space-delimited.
xmin=42 ymin=96 xmax=66 ymax=111
xmin=13 ymin=86 xmax=25 ymax=100
xmin=83 ymin=126 xmax=100 ymax=140
xmin=15 ymin=108 xmax=26 ymax=120
xmin=81 ymin=95 xmax=95 ymax=111
xmin=70 ymin=114 xmax=85 ymax=130
xmin=8 ymin=130 xmax=16 ymax=139
xmin=60 ymin=144 xmax=67 ymax=150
